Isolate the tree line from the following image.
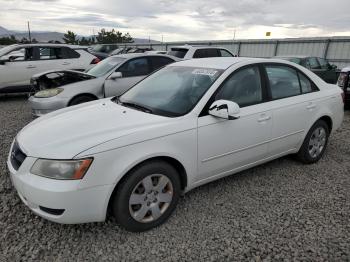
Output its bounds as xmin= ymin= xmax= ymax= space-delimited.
xmin=0 ymin=28 xmax=133 ymax=45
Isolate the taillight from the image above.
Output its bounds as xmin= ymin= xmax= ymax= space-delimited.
xmin=91 ymin=57 xmax=100 ymax=64
xmin=341 ymin=91 xmax=345 ymax=104
xmin=337 ymin=72 xmax=347 ymax=87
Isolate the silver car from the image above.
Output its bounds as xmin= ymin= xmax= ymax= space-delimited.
xmin=29 ymin=53 xmax=178 ymax=116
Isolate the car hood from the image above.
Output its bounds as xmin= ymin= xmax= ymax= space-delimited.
xmin=17 ymin=99 xmax=175 ymax=159
xmin=31 ymin=69 xmax=93 ymax=80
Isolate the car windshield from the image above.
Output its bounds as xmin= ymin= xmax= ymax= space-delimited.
xmin=0 ymin=45 xmax=17 ymax=57
xmin=119 ymin=66 xmax=223 ymax=117
xmin=168 ymin=48 xmax=189 ymax=58
xmin=86 ymin=57 xmax=126 ymax=77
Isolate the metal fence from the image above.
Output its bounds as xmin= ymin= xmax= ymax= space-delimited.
xmin=120 ymin=36 xmax=350 ymax=68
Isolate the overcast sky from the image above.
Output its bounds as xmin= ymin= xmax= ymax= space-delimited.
xmin=1 ymin=0 xmax=350 ymax=41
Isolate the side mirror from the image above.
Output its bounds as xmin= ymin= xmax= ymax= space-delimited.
xmin=330 ymin=64 xmax=337 ymax=70
xmin=108 ymin=72 xmax=122 ymax=80
xmin=209 ymin=100 xmax=240 ymax=120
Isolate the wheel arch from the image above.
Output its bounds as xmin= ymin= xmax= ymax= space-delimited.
xmin=106 ymin=155 xmax=188 ymax=216
xmin=68 ymin=93 xmax=98 ymax=106
xmin=318 ymin=115 xmax=333 ymax=133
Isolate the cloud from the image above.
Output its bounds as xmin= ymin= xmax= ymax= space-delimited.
xmin=43 ymin=14 xmax=127 ymax=28
xmin=0 ymin=0 xmax=349 ymax=41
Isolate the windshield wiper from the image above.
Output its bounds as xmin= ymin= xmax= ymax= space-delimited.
xmin=120 ymin=101 xmax=153 ymax=114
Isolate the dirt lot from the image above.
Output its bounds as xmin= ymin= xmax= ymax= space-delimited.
xmin=0 ymin=95 xmax=349 ymax=261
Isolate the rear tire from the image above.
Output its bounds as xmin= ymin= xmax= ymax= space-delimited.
xmin=297 ymin=120 xmax=329 ymax=164
xmin=69 ymin=95 xmax=96 ymax=106
xmin=112 ymin=160 xmax=181 ymax=232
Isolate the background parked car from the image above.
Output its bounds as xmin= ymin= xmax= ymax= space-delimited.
xmin=88 ymin=44 xmax=119 ymax=60
xmin=29 ymin=54 xmax=178 ymax=116
xmin=274 ymin=56 xmax=340 ymax=84
xmin=337 ymin=66 xmax=350 ymax=106
xmin=0 ymin=44 xmax=99 ymax=93
xmin=167 ymin=45 xmax=235 ymax=59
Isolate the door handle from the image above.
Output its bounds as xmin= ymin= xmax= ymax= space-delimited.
xmin=62 ymin=62 xmax=70 ymax=65
xmin=26 ymin=65 xmax=36 ymax=69
xmin=258 ymin=116 xmax=271 ymax=122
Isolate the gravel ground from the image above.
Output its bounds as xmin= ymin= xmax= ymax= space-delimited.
xmin=0 ymin=95 xmax=349 ymax=261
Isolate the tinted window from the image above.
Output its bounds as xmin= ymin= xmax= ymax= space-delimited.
xmin=307 ymin=57 xmax=321 ymax=69
xmin=118 ymin=58 xmax=150 ymax=77
xmin=39 ymin=47 xmax=63 ymax=60
xmin=193 ymin=49 xmax=219 ymax=58
xmin=62 ymin=47 xmax=80 ymax=59
xmin=219 ymin=49 xmax=233 ymax=57
xmin=215 ymin=66 xmax=262 ymax=107
xmin=168 ymin=48 xmax=188 ymax=58
xmin=299 ymin=73 xmax=314 ymax=93
xmin=266 ymin=65 xmax=301 ymax=99
xmin=151 ymin=57 xmax=174 ymax=71
xmin=317 ymin=58 xmax=329 ymax=69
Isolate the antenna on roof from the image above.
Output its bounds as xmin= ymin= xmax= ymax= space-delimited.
xmin=27 ymin=21 xmax=32 ymax=43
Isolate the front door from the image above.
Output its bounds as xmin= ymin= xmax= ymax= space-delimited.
xmin=104 ymin=57 xmax=150 ymax=97
xmin=197 ymin=65 xmax=272 ymax=182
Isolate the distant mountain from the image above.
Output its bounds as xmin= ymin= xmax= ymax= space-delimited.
xmin=0 ymin=25 xmax=160 ymax=44
xmin=0 ymin=26 xmax=11 ymax=35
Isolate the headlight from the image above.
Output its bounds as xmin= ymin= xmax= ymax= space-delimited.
xmin=34 ymin=88 xmax=63 ymax=98
xmin=30 ymin=158 xmax=93 ymax=180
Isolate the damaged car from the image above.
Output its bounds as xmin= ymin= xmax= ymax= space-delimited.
xmin=28 ymin=53 xmax=178 ymax=116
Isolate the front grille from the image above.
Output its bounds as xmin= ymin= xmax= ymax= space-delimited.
xmin=10 ymin=141 xmax=27 ymax=171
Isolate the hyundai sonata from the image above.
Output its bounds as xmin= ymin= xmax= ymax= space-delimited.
xmin=8 ymin=57 xmax=344 ymax=232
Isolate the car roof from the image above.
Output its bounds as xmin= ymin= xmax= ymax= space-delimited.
xmin=169 ymin=57 xmax=271 ymax=70
xmin=110 ymin=53 xmax=179 ymax=61
xmin=274 ymin=55 xmax=309 ymax=59
xmin=5 ymin=43 xmax=86 ymax=49
xmin=170 ymin=45 xmax=227 ymax=50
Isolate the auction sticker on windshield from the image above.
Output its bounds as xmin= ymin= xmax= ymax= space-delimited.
xmin=192 ymin=68 xmax=218 ymax=76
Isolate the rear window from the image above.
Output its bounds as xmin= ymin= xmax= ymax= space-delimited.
xmin=168 ymin=48 xmax=189 ymax=58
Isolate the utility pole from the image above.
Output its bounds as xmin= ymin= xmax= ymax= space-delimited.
xmin=27 ymin=21 xmax=32 ymax=43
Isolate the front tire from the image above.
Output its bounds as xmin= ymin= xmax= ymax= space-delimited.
xmin=297 ymin=120 xmax=329 ymax=164
xmin=112 ymin=161 xmax=181 ymax=232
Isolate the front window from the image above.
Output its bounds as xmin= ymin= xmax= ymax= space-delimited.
xmin=86 ymin=57 xmax=125 ymax=77
xmin=119 ymin=66 xmax=223 ymax=117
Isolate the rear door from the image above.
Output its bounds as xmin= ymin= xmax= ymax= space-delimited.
xmin=263 ymin=63 xmax=320 ymax=157
xmin=104 ymin=57 xmax=151 ymax=97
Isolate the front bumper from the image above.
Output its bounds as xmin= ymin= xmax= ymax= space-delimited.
xmin=7 ymin=153 xmax=114 ymax=224
xmin=28 ymin=95 xmax=69 ymax=117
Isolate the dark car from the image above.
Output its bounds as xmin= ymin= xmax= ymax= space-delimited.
xmin=88 ymin=44 xmax=119 ymax=60
xmin=274 ymin=56 xmax=340 ymax=84
xmin=337 ymin=67 xmax=350 ymax=106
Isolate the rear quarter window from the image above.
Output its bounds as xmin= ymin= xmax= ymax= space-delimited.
xmin=168 ymin=48 xmax=189 ymax=58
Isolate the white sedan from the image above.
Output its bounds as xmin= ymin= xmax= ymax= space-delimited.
xmin=7 ymin=57 xmax=344 ymax=232
xmin=0 ymin=44 xmax=99 ymax=93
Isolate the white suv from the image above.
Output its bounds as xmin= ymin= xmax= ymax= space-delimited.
xmin=0 ymin=44 xmax=99 ymax=93
xmin=167 ymin=45 xmax=235 ymax=59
